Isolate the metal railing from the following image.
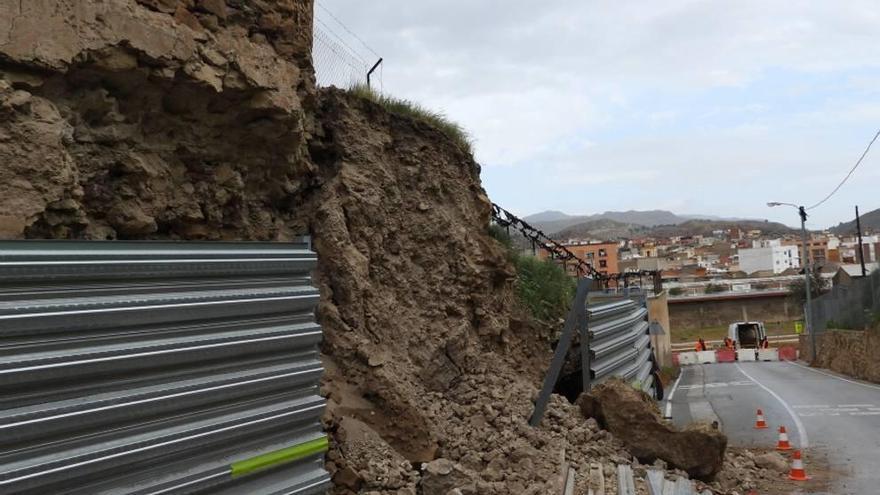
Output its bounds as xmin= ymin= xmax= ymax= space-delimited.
xmin=0 ymin=241 xmax=330 ymax=494
xmin=530 ymin=280 xmax=657 ymax=425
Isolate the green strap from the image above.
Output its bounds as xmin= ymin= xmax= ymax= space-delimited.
xmin=231 ymin=436 xmax=328 ymax=477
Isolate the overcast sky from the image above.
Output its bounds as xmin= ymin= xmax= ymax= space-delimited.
xmin=315 ymin=1 xmax=880 ymax=229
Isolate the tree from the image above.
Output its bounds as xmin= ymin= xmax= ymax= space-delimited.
xmin=788 ymin=270 xmax=829 ymax=308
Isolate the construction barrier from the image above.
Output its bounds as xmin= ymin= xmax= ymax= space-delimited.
xmin=778 ymin=346 xmax=798 ymax=361
xmin=677 ymin=352 xmax=698 ymax=366
xmin=758 ymin=348 xmax=779 ymax=361
xmin=697 ymin=351 xmax=717 ymax=364
xmin=715 ymin=349 xmax=736 ymax=363
xmin=737 ymin=349 xmax=757 ymax=361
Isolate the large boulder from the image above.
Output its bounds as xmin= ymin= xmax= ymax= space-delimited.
xmin=577 ymin=378 xmax=727 ymax=480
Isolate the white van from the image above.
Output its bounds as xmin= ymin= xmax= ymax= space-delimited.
xmin=727 ymin=321 xmax=766 ymax=349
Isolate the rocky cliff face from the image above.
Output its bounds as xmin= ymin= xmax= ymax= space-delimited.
xmin=0 ymin=0 xmax=314 ymax=240
xmin=2 ymin=3 xmax=758 ymax=494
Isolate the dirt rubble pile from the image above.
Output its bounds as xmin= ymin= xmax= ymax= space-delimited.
xmin=578 ymin=379 xmax=728 ymax=480
xmin=2 ymin=2 xmax=787 ymax=494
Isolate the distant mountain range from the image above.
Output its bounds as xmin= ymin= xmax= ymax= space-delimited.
xmin=522 ymin=207 xmax=880 ymax=241
xmin=524 ymin=209 xmax=757 ymax=235
xmin=830 ymin=206 xmax=880 ymax=235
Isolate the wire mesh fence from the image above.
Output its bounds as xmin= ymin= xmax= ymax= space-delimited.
xmin=312 ymin=2 xmax=381 ymax=89
xmin=810 ymin=270 xmax=880 ymax=333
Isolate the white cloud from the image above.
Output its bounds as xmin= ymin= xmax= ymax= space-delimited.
xmin=317 ymin=0 xmax=880 ymax=227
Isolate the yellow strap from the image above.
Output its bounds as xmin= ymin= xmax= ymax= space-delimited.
xmin=230 ymin=436 xmax=328 ymax=478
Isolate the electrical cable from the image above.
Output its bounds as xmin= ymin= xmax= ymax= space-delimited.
xmin=806 ymin=129 xmax=880 ymax=211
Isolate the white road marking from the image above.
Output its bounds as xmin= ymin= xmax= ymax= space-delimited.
xmin=735 ymin=363 xmax=809 ymax=449
xmin=791 ymin=404 xmax=880 ymax=417
xmin=664 ymin=367 xmax=685 ymax=419
xmin=679 ymin=381 xmax=755 ymax=390
xmin=786 ymin=361 xmax=880 ymax=392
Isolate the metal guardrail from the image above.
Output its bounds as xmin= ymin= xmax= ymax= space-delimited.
xmin=0 ymin=241 xmax=330 ymax=494
xmin=588 ymin=298 xmax=654 ymax=396
xmin=531 ymin=280 xmax=657 ymax=425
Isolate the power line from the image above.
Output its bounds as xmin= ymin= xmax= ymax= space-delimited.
xmin=806 ymin=129 xmax=880 ymax=211
xmin=315 ymin=1 xmax=381 ymax=58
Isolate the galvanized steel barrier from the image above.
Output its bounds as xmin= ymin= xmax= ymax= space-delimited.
xmin=531 ymin=280 xmax=657 ymax=425
xmin=587 ymin=296 xmax=656 ymax=397
xmin=0 ymin=241 xmax=330 ymax=495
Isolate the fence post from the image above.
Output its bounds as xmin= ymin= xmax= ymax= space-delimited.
xmin=529 ymin=278 xmax=591 ymax=426
xmin=366 ymin=57 xmax=383 ymax=88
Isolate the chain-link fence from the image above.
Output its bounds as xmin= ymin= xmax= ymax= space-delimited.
xmin=810 ymin=270 xmax=880 ymax=333
xmin=312 ymin=2 xmax=382 ymax=89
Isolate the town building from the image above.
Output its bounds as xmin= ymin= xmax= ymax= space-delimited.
xmin=538 ymin=240 xmax=619 ymax=276
xmin=737 ymin=244 xmax=801 ymax=275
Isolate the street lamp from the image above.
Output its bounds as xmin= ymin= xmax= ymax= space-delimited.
xmin=767 ymin=201 xmax=815 ymax=362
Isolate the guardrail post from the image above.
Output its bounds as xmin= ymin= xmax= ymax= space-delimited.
xmin=580 ymin=296 xmax=591 ymax=393
xmin=529 ymin=278 xmax=592 ymax=426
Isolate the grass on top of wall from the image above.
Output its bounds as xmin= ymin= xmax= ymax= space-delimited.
xmin=349 ymin=83 xmax=473 ymax=155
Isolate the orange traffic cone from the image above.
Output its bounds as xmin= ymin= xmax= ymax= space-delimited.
xmin=754 ymin=408 xmax=768 ymax=429
xmin=776 ymin=426 xmax=792 ymax=450
xmin=788 ymin=450 xmax=810 ymax=481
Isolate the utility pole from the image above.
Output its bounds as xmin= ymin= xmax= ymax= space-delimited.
xmin=856 ymin=205 xmax=867 ymax=277
xmin=769 ymin=201 xmax=817 ymax=361
xmin=797 ymin=206 xmax=816 ymax=363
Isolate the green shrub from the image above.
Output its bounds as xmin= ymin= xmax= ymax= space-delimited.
xmin=705 ymin=283 xmax=726 ymax=294
xmin=668 ymin=287 xmax=684 ymax=296
xmin=488 ymin=224 xmax=575 ymax=322
xmin=514 ymin=255 xmax=577 ymax=322
xmin=348 ymin=84 xmax=473 ymax=155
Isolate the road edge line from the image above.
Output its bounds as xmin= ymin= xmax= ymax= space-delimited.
xmin=664 ymin=367 xmax=685 ymax=419
xmin=735 ymin=362 xmax=809 ymax=449
xmin=786 ymin=360 xmax=880 ymax=391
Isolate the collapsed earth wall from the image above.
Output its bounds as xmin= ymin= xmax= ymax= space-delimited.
xmin=2 ymin=2 xmax=768 ymax=494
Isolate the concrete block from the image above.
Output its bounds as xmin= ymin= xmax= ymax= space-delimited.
xmin=737 ymin=349 xmax=757 ymax=361
xmin=758 ymin=348 xmax=779 ymax=361
xmin=677 ymin=352 xmax=698 ymax=365
xmin=715 ymin=349 xmax=736 ymax=362
xmin=778 ymin=346 xmax=798 ymax=361
xmin=697 ymin=350 xmax=717 ymax=363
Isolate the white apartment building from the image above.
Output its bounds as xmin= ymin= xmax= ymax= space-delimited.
xmin=738 ymin=245 xmax=801 ymax=274
xmin=752 ymin=239 xmax=782 ymax=248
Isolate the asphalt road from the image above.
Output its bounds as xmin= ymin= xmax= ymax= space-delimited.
xmin=667 ymin=361 xmax=880 ymax=495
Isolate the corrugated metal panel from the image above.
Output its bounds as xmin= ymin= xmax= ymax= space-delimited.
xmin=587 ymin=297 xmax=655 ymax=394
xmin=0 ymin=241 xmax=329 ymax=495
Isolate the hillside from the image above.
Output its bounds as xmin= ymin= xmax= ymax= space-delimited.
xmin=526 ymin=209 xmax=687 ymax=233
xmin=555 ymin=218 xmax=649 ymax=240
xmin=830 ymin=206 xmax=880 ymax=234
xmin=648 ymin=219 xmax=796 ymax=238
xmin=525 ymin=209 xmax=756 ymax=234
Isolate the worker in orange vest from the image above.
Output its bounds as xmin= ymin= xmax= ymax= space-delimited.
xmin=695 ymin=337 xmax=707 ymax=352
xmin=760 ymin=336 xmax=770 ymax=349
xmin=724 ymin=337 xmax=734 ymax=350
